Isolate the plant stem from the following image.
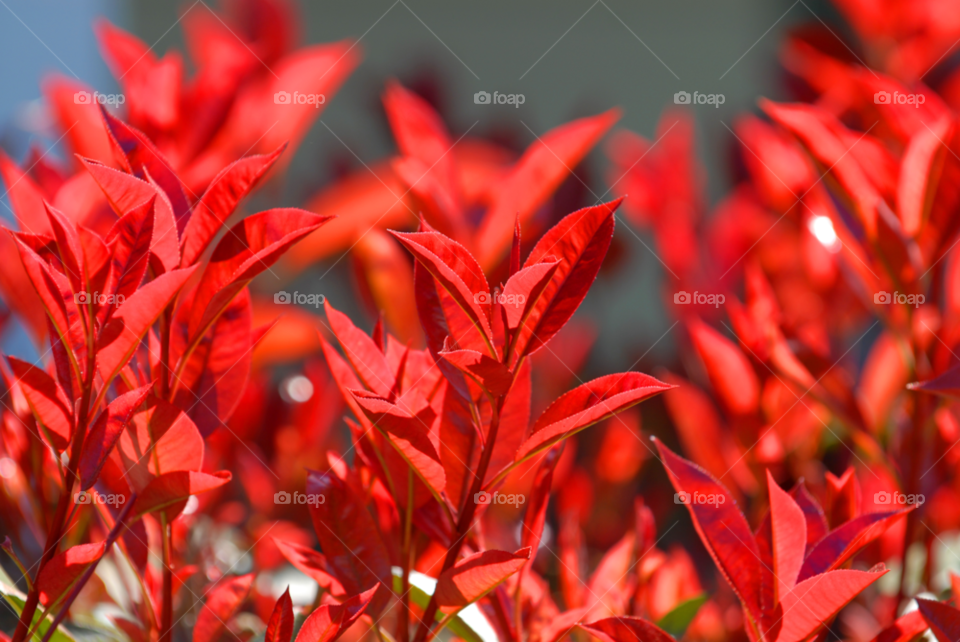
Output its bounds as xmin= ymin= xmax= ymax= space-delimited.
xmin=160 ymin=517 xmax=173 ymax=642
xmin=399 ymin=468 xmax=414 ymax=642
xmin=39 ymin=494 xmax=137 ymax=642
xmin=411 ymin=396 xmax=504 ymax=642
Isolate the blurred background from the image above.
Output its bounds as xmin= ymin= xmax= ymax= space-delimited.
xmin=0 ymin=0 xmax=845 ymax=375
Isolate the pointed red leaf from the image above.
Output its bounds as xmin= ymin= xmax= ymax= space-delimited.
xmin=44 ymin=203 xmax=85 ymax=295
xmin=293 ymin=587 xmax=378 ymax=642
xmin=434 ymin=548 xmax=531 ymax=610
xmin=96 ymin=266 xmax=197 ymax=388
xmin=654 ymin=438 xmax=764 ymax=624
xmin=510 ymin=200 xmax=620 ymax=361
xmin=80 ymin=384 xmax=152 ymax=489
xmin=324 ymin=301 xmax=394 ymax=397
xmin=793 ymin=485 xmax=829 ymax=552
xmin=36 ymin=542 xmax=106 ymax=606
xmin=908 ymin=363 xmax=960 ymax=399
xmin=131 ymin=470 xmax=231 ymax=521
xmin=687 ymin=317 xmax=760 ymax=415
xmin=391 ymin=230 xmax=493 ymax=354
xmin=767 ymin=471 xmax=806 ymax=603
xmin=775 ymin=568 xmax=886 ymax=642
xmin=501 ymin=260 xmax=560 ymax=331
xmin=897 ymin=117 xmax=950 ymax=237
xmin=798 ymin=509 xmax=911 ymax=581
xmin=516 ymin=372 xmax=672 ymax=463
xmin=477 ymin=110 xmax=619 ymax=268
xmin=521 ymin=449 xmax=559 ymax=554
xmin=869 ymin=609 xmax=929 ymax=642
xmin=306 ymin=469 xmax=392 ymax=616
xmin=180 ymin=146 xmax=286 ymax=267
xmin=273 ymin=539 xmax=345 ymax=596
xmin=7 ymin=357 xmax=72 ymax=452
xmin=265 ymin=588 xmax=294 ymax=642
xmin=186 ymin=209 xmax=331 ymax=347
xmin=580 ymin=616 xmax=676 ymax=642
xmin=192 ymin=574 xmax=254 ymax=642
xmin=0 ymin=151 xmax=50 ymax=235
xmin=101 ymin=197 xmax=155 ymax=321
xmin=916 ymin=598 xmax=960 ymax=642
xmin=439 ymin=347 xmax=513 ymax=396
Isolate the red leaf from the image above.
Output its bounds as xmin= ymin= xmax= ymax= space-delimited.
xmin=869 ymin=609 xmax=929 ymax=642
xmin=293 ymin=586 xmax=378 ymax=642
xmin=348 ymin=390 xmax=445 ymax=498
xmin=687 ymin=317 xmax=760 ymax=415
xmin=131 ymin=470 xmax=231 ymax=520
xmin=306 ymin=469 xmax=392 ymax=616
xmin=792 ymin=485 xmax=829 ymax=552
xmin=516 ymin=372 xmax=673 ymax=463
xmin=79 ymin=384 xmax=152 ymax=489
xmin=44 ymin=203 xmax=85 ymax=295
xmin=324 ymin=301 xmax=395 ymax=397
xmin=439 ymin=346 xmax=513 ymax=396
xmin=0 ymin=150 xmax=50 ymax=235
xmin=186 ymin=209 xmax=331 ymax=347
xmin=653 ymin=438 xmax=764 ymax=625
xmin=96 ymin=266 xmax=197 ymax=388
xmin=115 ymin=396 xmax=204 ymax=492
xmin=484 ymin=360 xmax=532 ymax=487
xmin=100 ymin=108 xmax=190 ymax=230
xmin=521 ymin=449 xmax=559 ymax=554
xmin=171 ymin=288 xmax=252 ymax=436
xmin=476 ymin=110 xmax=620 ymax=268
xmin=36 ymin=542 xmax=106 ymax=606
xmin=509 ymin=200 xmax=620 ymax=361
xmin=192 ymin=574 xmax=254 ymax=642
xmin=264 ymin=588 xmax=294 ymax=642
xmin=273 ymin=539 xmax=345 ymax=596
xmin=7 ymin=356 xmax=72 ymax=452
xmin=916 ymin=598 xmax=960 ymax=642
xmin=908 ymin=363 xmax=960 ymax=399
xmin=434 ymin=548 xmax=531 ymax=610
xmin=767 ymin=471 xmax=806 ymax=603
xmin=501 ymin=260 xmax=560 ymax=331
xmin=101 ymin=196 xmax=155 ymax=321
xmin=180 ymin=146 xmax=286 ymax=267
xmin=580 ymin=616 xmax=675 ymax=642
xmin=775 ymin=568 xmax=886 ymax=642
xmin=391 ymin=229 xmax=494 ymax=354
xmin=896 ymin=117 xmax=950 ymax=237
xmin=798 ymin=509 xmax=911 ymax=581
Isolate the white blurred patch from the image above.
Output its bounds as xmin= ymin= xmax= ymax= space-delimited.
xmin=0 ymin=457 xmax=16 ymax=479
xmin=808 ymin=215 xmax=841 ymax=252
xmin=281 ymin=375 xmax=314 ymax=403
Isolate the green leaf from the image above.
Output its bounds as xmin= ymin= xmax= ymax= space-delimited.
xmin=391 ymin=567 xmax=493 ymax=642
xmin=1 ymin=594 xmax=77 ymax=642
xmin=655 ymin=593 xmax=707 ymax=639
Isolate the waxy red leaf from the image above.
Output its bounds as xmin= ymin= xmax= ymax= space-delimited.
xmin=434 ymin=548 xmax=531 ymax=610
xmin=510 ymin=200 xmax=620 ymax=361
xmin=687 ymin=317 xmax=760 ymax=415
xmin=654 ymin=438 xmax=764 ymax=624
xmin=79 ymin=384 xmax=152 ymax=489
xmin=798 ymin=509 xmax=911 ymax=580
xmin=96 ymin=266 xmax=197 ymax=388
xmin=916 ymin=598 xmax=960 ymax=642
xmin=180 ymin=146 xmax=286 ymax=267
xmin=273 ymin=539 xmax=345 ymax=596
xmin=264 ymin=588 xmax=294 ymax=642
xmin=580 ymin=616 xmax=676 ymax=642
xmin=294 ymin=586 xmax=378 ymax=642
xmin=439 ymin=346 xmax=513 ymax=396
xmin=306 ymin=469 xmax=392 ymax=616
xmin=516 ymin=372 xmax=672 ymax=463
xmin=325 ymin=301 xmax=395 ymax=397
xmin=501 ymin=260 xmax=560 ymax=331
xmin=767 ymin=471 xmax=806 ymax=603
xmin=897 ymin=117 xmax=950 ymax=237
xmin=192 ymin=574 xmax=254 ymax=642
xmin=7 ymin=357 xmax=72 ymax=452
xmin=36 ymin=542 xmax=106 ymax=606
xmin=102 ymin=197 xmax=155 ymax=321
xmin=775 ymin=568 xmax=887 ymax=642
xmin=130 ymin=470 xmax=231 ymax=520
